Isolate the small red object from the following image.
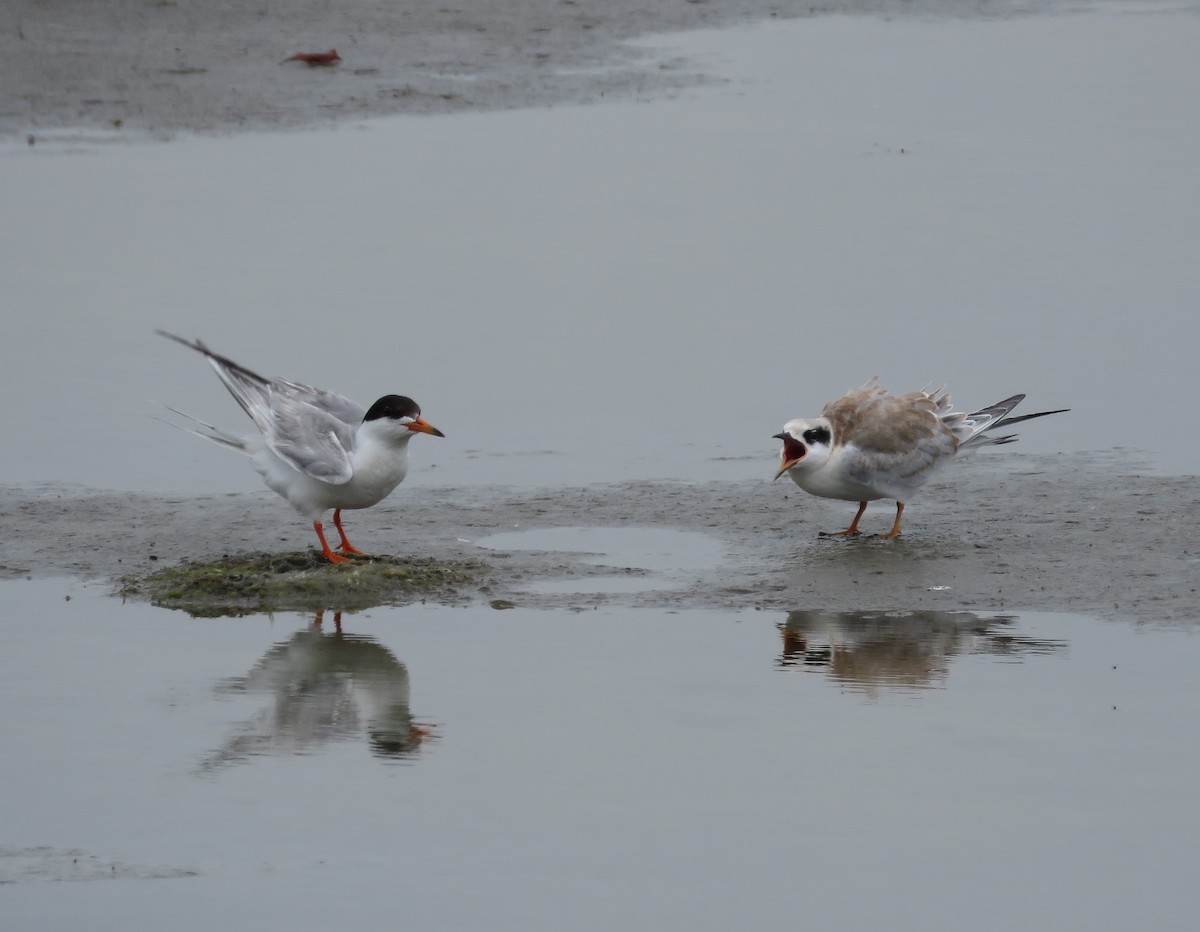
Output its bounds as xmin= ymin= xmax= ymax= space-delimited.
xmin=282 ymin=49 xmax=342 ymax=66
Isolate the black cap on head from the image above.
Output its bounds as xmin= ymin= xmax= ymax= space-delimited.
xmin=363 ymin=394 xmax=422 ymax=422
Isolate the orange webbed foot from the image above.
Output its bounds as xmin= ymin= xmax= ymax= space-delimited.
xmin=818 ymin=501 xmax=869 ymax=538
xmin=314 ymin=520 xmax=353 ymax=565
xmin=332 ymin=509 xmax=369 ymax=558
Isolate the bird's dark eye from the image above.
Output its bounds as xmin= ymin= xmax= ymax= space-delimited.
xmin=802 ymin=426 xmax=831 ymax=446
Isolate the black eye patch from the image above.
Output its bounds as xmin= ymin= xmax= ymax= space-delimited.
xmin=802 ymin=426 xmax=831 ymax=446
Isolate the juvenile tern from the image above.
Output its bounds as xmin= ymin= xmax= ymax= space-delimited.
xmin=774 ymin=378 xmax=1067 ymax=538
xmin=158 ymin=331 xmax=444 ymax=563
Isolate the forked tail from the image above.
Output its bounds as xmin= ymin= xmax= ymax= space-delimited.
xmin=954 ymin=394 xmax=1070 ymax=449
xmin=157 ymin=406 xmax=248 ymax=454
xmin=156 ymin=330 xmax=274 ymax=427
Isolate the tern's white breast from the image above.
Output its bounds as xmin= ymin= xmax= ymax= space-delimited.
xmin=248 ymin=432 xmax=411 ymax=518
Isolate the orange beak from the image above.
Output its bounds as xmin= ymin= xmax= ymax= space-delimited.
xmin=408 ymin=417 xmax=445 ymax=438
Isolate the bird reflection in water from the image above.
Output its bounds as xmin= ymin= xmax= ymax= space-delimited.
xmin=777 ymin=610 xmax=1065 ymax=694
xmin=198 ymin=611 xmax=436 ymax=773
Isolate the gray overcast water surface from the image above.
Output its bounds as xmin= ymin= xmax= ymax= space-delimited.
xmin=3 ymin=581 xmax=1199 ymax=930
xmin=2 ymin=12 xmax=1198 ymax=494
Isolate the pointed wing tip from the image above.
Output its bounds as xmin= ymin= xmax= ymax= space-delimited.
xmin=156 ymin=329 xmax=206 ymax=352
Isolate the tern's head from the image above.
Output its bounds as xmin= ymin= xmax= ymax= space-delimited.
xmin=773 ymin=418 xmax=833 ymax=480
xmin=363 ymin=395 xmax=445 ymax=441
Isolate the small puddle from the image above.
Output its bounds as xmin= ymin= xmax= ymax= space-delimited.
xmin=475 ymin=527 xmax=725 ymax=595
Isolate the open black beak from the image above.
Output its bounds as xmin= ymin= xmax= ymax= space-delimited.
xmin=773 ymin=433 xmax=805 ymax=480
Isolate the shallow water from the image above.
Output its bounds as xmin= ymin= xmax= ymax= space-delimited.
xmin=3 ymin=578 xmax=1198 ymax=929
xmin=2 ymin=9 xmax=1199 ymax=498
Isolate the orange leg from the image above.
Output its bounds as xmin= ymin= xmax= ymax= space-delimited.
xmin=332 ymin=508 xmax=366 ymax=556
xmin=821 ymin=501 xmax=868 ymax=537
xmin=876 ymin=502 xmax=905 ymax=539
xmin=313 ymin=520 xmax=350 ymax=564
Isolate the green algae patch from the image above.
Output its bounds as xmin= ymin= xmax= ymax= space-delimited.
xmin=118 ymin=551 xmax=489 ymax=617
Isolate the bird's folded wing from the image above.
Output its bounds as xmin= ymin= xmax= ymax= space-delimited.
xmin=275 ymin=378 xmax=366 ymax=426
xmin=840 ymin=441 xmax=949 ymax=490
xmin=264 ymin=393 xmax=358 ymax=483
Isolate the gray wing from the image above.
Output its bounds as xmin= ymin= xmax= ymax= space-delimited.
xmin=839 ymin=435 xmax=955 ymax=496
xmin=275 ymin=377 xmax=366 ymax=426
xmin=158 ymin=331 xmax=367 ymax=481
xmin=263 ymin=388 xmax=362 ymax=484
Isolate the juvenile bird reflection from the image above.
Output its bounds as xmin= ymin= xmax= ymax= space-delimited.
xmin=198 ymin=613 xmax=435 ymax=773
xmin=777 ymin=610 xmax=1065 ymax=694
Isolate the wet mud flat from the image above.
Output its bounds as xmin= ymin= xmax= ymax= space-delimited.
xmin=1 ymin=453 xmax=1196 ymax=623
xmin=5 ymin=0 xmax=1058 ymax=142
